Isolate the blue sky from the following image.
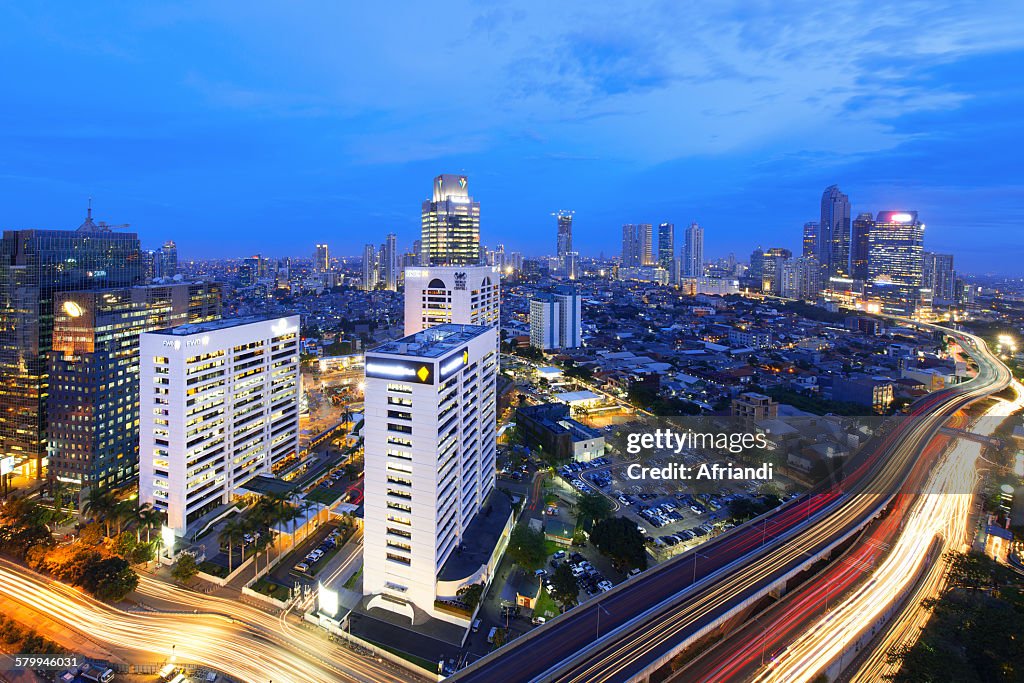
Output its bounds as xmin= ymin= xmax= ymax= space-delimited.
xmin=1 ymin=2 xmax=1022 ymax=272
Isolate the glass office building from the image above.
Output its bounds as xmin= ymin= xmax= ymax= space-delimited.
xmin=0 ymin=218 xmax=143 ymax=480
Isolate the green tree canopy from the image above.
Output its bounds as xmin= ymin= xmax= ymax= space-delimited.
xmin=590 ymin=517 xmax=648 ymax=571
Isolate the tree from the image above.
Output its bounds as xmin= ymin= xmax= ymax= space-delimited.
xmin=83 ymin=556 xmax=138 ymax=602
xmin=590 ymin=517 xmax=648 ymax=571
xmin=576 ymin=493 xmax=613 ymax=529
xmin=82 ymin=488 xmax=118 ymax=538
xmin=219 ymin=517 xmax=246 ymax=573
xmin=457 ymin=583 xmax=484 ymax=609
xmin=171 ymin=553 xmax=199 ymax=584
xmin=550 ymin=562 xmax=578 ymax=608
xmin=506 ymin=523 xmax=547 ymax=570
xmin=135 ymin=503 xmax=164 ymax=544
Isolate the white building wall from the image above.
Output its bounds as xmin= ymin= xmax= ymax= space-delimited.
xmin=139 ymin=316 xmax=300 ymax=537
xmin=362 ymin=325 xmax=497 ymax=619
xmin=403 ymin=265 xmax=499 ymax=335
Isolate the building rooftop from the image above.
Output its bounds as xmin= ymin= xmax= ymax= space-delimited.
xmin=149 ymin=314 xmax=294 ymax=336
xmin=437 ymin=489 xmax=514 ymax=582
xmin=370 ymin=323 xmax=492 ymax=359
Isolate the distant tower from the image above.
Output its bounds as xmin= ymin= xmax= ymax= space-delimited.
xmin=555 ymin=211 xmax=574 ymax=264
xmin=802 ymin=222 xmax=818 ymax=258
xmin=850 ymin=213 xmax=873 ymax=280
xmin=382 ymin=233 xmax=399 ymax=291
xmin=682 ymin=222 xmax=704 ymax=278
xmin=658 ymin=222 xmax=675 ymax=280
xmin=362 ymin=243 xmax=378 ymax=291
xmin=314 ymin=244 xmax=329 ymax=272
xmin=421 ymin=174 xmax=480 ymax=266
xmin=819 ymin=185 xmax=851 ymax=278
xmin=158 ymin=240 xmax=179 ymax=278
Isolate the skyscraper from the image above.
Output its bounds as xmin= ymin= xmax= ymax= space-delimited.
xmin=819 ymin=185 xmax=852 ymax=278
xmin=0 ymin=212 xmax=144 ymax=479
xmin=866 ymin=211 xmax=925 ymax=314
xmin=802 ymin=222 xmax=818 ymax=258
xmin=658 ymin=222 xmax=675 ymax=280
xmin=922 ymin=252 xmax=955 ymax=303
xmin=382 ymin=233 xmax=399 ymax=291
xmin=48 ymin=282 xmax=222 ymax=490
xmin=362 ymin=243 xmax=379 ymax=291
xmin=157 ymin=240 xmax=179 ymax=279
xmin=362 ymin=324 xmax=507 ymax=623
xmin=555 ymin=211 xmax=574 ymax=265
xmin=139 ymin=315 xmax=300 ymax=537
xmin=313 ymin=244 xmax=329 ymax=273
xmin=421 ymin=174 xmax=481 ymax=266
xmin=760 ymin=247 xmax=792 ymax=295
xmin=850 ymin=212 xmax=873 ymax=281
xmin=621 ymin=224 xmax=654 ymax=267
xmin=682 ymin=222 xmax=704 ymax=278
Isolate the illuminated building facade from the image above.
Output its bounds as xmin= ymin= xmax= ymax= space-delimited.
xmin=421 ymin=174 xmax=481 ymax=266
xmin=48 ymin=282 xmax=222 ymax=490
xmin=850 ymin=212 xmax=873 ymax=280
xmin=0 ymin=218 xmax=143 ymax=480
xmin=313 ymin=244 xmax=329 ymax=273
xmin=657 ymin=222 xmax=675 ymax=280
xmin=403 ymin=265 xmax=499 ymax=336
xmin=621 ymin=224 xmax=654 ymax=267
xmin=866 ymin=211 xmax=925 ymax=314
xmin=802 ymin=221 xmax=818 ymax=258
xmin=362 ymin=324 xmax=499 ymax=623
xmin=556 ymin=211 xmax=573 ymax=266
xmin=139 ymin=315 xmax=300 ymax=537
xmin=819 ymin=185 xmax=851 ymax=278
xmin=530 ymin=292 xmax=582 ymax=350
xmin=682 ymin=222 xmax=704 ymax=278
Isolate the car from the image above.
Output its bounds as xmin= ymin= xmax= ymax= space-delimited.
xmin=628 ymin=568 xmax=642 ymax=577
xmin=534 ymin=569 xmax=546 ymax=577
xmin=550 ymin=559 xmax=560 ymax=569
xmin=597 ymin=580 xmax=613 ymax=592
xmin=553 ymin=550 xmax=566 ymax=560
xmin=472 ymin=619 xmax=481 ymax=633
xmin=532 ymin=616 xmax=547 ymax=625
xmin=296 ymin=562 xmax=309 ymax=572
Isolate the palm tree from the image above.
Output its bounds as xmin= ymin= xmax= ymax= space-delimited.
xmin=219 ymin=516 xmax=246 ymax=574
xmin=82 ymin=488 xmax=118 ymax=538
xmin=135 ymin=504 xmax=164 ymax=544
xmin=49 ymin=479 xmax=69 ymax=523
xmin=112 ymin=499 xmax=136 ymax=538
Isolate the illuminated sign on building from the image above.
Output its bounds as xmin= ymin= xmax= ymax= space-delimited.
xmin=365 ymin=359 xmax=435 ymax=385
xmin=438 ymin=348 xmax=469 ymax=380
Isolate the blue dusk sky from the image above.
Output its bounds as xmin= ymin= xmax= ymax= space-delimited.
xmin=1 ymin=2 xmax=1022 ymax=273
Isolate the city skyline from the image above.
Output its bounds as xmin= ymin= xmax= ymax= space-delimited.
xmin=1 ymin=4 xmax=1022 ymax=272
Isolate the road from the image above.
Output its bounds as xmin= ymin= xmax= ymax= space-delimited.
xmin=0 ymin=556 xmax=425 ymax=683
xmin=452 ymin=326 xmax=1010 ymax=683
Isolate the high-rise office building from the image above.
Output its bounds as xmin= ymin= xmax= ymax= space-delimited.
xmin=555 ymin=211 xmax=574 ymax=265
xmin=682 ymin=222 xmax=704 ymax=278
xmin=362 ymin=243 xmax=379 ymax=291
xmin=922 ymin=252 xmax=955 ymax=303
xmin=621 ymin=224 xmax=654 ymax=267
xmin=802 ymin=222 xmax=818 ymax=258
xmin=850 ymin=212 xmax=873 ymax=281
xmin=759 ymin=247 xmax=792 ymax=295
xmin=402 ymin=265 xmax=500 ymax=335
xmin=747 ymin=246 xmax=764 ymax=287
xmin=529 ymin=291 xmax=583 ymax=351
xmin=819 ymin=185 xmax=851 ymax=278
xmin=314 ymin=244 xmax=329 ymax=273
xmin=157 ymin=240 xmax=179 ymax=279
xmin=139 ymin=315 xmax=300 ymax=537
xmin=0 ymin=214 xmax=144 ymax=479
xmin=362 ymin=324 xmax=505 ymax=623
xmin=48 ymin=282 xmax=222 ymax=490
xmin=866 ymin=211 xmax=925 ymax=314
xmin=421 ymin=174 xmax=481 ymax=266
xmin=382 ymin=234 xmax=399 ymax=291
xmin=657 ymin=222 xmax=675 ymax=279
xmin=563 ymin=252 xmax=579 ymax=281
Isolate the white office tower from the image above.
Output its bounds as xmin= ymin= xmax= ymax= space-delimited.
xmin=362 ymin=324 xmax=510 ymax=625
xmin=139 ymin=316 xmax=300 ymax=538
xmin=529 ymin=292 xmax=582 ymax=351
xmin=403 ymin=264 xmax=499 ymax=335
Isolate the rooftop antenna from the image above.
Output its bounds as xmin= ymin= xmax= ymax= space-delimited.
xmin=87 ymin=196 xmax=92 ymax=220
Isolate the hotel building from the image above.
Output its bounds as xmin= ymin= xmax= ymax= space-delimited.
xmin=402 ymin=265 xmax=500 ymax=335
